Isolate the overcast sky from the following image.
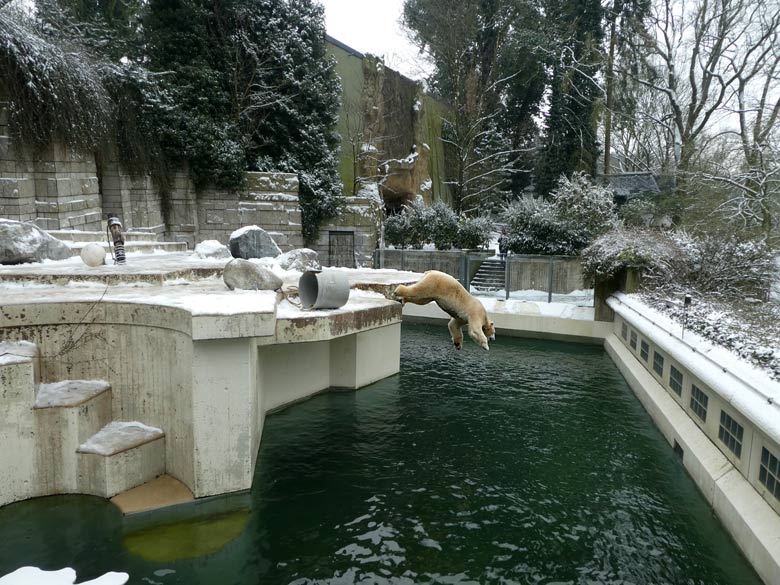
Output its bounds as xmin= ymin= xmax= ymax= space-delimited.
xmin=318 ymin=0 xmax=433 ymax=80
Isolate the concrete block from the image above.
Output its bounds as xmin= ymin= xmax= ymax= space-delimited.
xmin=0 ymin=350 xmax=39 ymax=506
xmin=78 ymin=433 xmax=166 ymax=498
xmin=33 ymin=386 xmax=112 ymax=494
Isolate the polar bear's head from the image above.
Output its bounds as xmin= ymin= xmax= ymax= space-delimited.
xmin=484 ymin=321 xmax=496 ymax=342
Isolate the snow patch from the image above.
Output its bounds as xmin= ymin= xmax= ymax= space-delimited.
xmin=35 ymin=380 xmax=110 ymax=408
xmin=0 ymin=567 xmax=128 ymax=585
xmin=78 ymin=421 xmax=163 ymax=456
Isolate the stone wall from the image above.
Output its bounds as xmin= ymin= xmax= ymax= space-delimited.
xmin=314 ymin=196 xmax=378 ymax=267
xmin=0 ymin=95 xmax=101 ymax=231
xmin=195 ymin=172 xmax=304 ymax=250
xmin=100 ymin=151 xmax=165 ymax=234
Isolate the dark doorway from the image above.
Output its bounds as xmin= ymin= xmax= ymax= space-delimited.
xmin=328 ymin=231 xmax=355 ymax=268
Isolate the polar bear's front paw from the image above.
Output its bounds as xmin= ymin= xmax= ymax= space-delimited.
xmin=453 ymin=340 xmax=462 ymax=350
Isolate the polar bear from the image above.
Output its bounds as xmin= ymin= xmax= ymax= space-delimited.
xmin=394 ymin=270 xmax=496 ymax=350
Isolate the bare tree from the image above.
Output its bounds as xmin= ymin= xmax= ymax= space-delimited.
xmin=631 ymin=0 xmax=780 ymax=199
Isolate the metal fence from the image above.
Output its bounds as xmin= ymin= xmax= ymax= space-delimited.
xmin=375 ymin=249 xmax=592 ymax=305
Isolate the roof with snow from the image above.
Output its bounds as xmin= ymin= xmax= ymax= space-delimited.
xmin=605 ymin=172 xmax=661 ymax=202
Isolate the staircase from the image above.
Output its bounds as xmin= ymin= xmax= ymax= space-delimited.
xmin=47 ymin=229 xmax=188 ymax=256
xmin=470 ymin=258 xmax=506 ymax=292
xmin=0 ymin=340 xmax=165 ymax=507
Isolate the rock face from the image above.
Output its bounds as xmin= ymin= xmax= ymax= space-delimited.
xmin=276 ymin=248 xmax=321 ymax=272
xmin=0 ymin=219 xmax=71 ymax=264
xmin=194 ymin=239 xmax=231 ymax=259
xmin=229 ymin=225 xmax=282 ymax=259
xmin=223 ymin=258 xmax=283 ymax=291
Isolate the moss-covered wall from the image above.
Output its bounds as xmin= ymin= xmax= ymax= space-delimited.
xmin=326 ymin=36 xmax=452 ymax=205
xmin=326 ymin=37 xmax=365 ymax=196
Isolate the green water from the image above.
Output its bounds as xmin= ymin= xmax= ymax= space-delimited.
xmin=0 ymin=325 xmax=764 ymax=585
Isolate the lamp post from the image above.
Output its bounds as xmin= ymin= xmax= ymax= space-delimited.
xmin=106 ymin=214 xmax=126 ymax=265
xmin=682 ymin=293 xmax=692 ymax=339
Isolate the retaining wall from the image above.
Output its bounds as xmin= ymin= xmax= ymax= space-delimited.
xmin=607 ymin=293 xmax=780 ymax=585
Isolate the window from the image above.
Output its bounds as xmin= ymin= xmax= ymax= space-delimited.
xmin=653 ymin=351 xmax=665 ymax=376
xmin=621 ymin=322 xmax=628 ymax=340
xmin=630 ymin=331 xmax=637 ymax=350
xmin=690 ymin=384 xmax=708 ymax=422
xmin=640 ymin=340 xmax=649 ymax=362
xmin=718 ymin=410 xmax=744 ymax=458
xmin=669 ymin=366 xmax=683 ymax=396
xmin=759 ymin=447 xmax=780 ymax=503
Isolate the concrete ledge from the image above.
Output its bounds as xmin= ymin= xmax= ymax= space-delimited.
xmin=402 ymin=299 xmax=610 ymax=344
xmin=605 ymin=335 xmax=780 ymax=585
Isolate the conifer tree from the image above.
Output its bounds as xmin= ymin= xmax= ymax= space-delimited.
xmin=535 ymin=0 xmax=604 ymax=197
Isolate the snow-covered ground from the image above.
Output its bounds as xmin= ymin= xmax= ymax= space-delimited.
xmin=638 ymin=290 xmax=780 ymax=381
xmin=472 ymin=287 xmax=594 ymax=307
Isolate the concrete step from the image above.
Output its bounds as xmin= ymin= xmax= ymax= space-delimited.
xmin=0 ymin=340 xmax=39 ymax=384
xmin=77 ymin=421 xmax=165 ymax=498
xmin=48 ymin=229 xmax=161 ymax=243
xmin=33 ymin=380 xmax=113 ymax=494
xmin=66 ymin=241 xmax=188 ymax=256
xmin=0 ymin=341 xmax=40 ymax=506
xmin=470 ymin=259 xmax=506 ymax=291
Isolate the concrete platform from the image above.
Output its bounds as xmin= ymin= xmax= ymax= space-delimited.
xmin=402 ymin=296 xmax=611 ymax=344
xmin=111 ymin=475 xmax=194 ymax=515
xmin=0 ymin=257 xmax=414 ymax=508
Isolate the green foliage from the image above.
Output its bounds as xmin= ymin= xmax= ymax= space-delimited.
xmin=535 ymin=0 xmax=604 ymax=196
xmin=618 ymin=198 xmax=657 ymax=227
xmin=382 ymin=199 xmax=494 ymax=250
xmin=429 ymin=201 xmax=459 ymax=250
xmin=455 ymin=215 xmax=493 ymax=249
xmin=403 ymin=0 xmax=547 ymax=208
xmin=384 ymin=212 xmax=410 ymax=249
xmin=503 ymin=173 xmax=618 ymax=255
xmin=2 ymin=0 xmax=341 ymax=244
xmin=141 ymin=0 xmax=342 ymax=242
xmin=0 ymin=8 xmax=113 ymax=151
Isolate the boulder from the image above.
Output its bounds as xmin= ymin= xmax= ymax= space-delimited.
xmin=229 ymin=225 xmax=282 ymax=259
xmin=0 ymin=219 xmax=71 ymax=264
xmin=223 ymin=258 xmax=283 ymax=291
xmin=276 ymin=248 xmax=321 ymax=272
xmin=194 ymin=239 xmax=231 ymax=259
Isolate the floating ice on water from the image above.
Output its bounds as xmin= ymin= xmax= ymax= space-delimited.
xmin=0 ymin=567 xmax=128 ymax=585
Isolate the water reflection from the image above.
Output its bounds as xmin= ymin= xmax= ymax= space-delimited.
xmin=0 ymin=325 xmax=765 ymax=585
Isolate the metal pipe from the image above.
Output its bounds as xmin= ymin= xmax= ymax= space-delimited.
xmin=106 ymin=214 xmax=126 ymax=265
xmin=547 ymin=256 xmax=554 ymax=303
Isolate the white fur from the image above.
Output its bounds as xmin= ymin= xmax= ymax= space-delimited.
xmin=394 ymin=270 xmax=495 ymax=350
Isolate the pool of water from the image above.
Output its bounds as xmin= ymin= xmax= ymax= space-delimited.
xmin=0 ymin=324 xmax=764 ymax=585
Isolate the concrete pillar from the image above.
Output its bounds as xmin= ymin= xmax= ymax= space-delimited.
xmin=331 ymin=324 xmax=401 ymax=389
xmin=191 ymin=338 xmax=259 ymax=498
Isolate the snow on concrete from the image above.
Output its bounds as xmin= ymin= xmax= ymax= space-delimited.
xmin=479 ymin=296 xmax=595 ymax=320
xmin=78 ymin=421 xmax=163 ymax=456
xmin=35 ymin=380 xmax=110 ymax=408
xmin=609 ymin=293 xmax=780 ymax=440
xmin=0 ymin=567 xmax=128 ymax=585
xmin=276 ymin=288 xmax=392 ymax=319
xmin=473 ymin=287 xmax=594 ymax=307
